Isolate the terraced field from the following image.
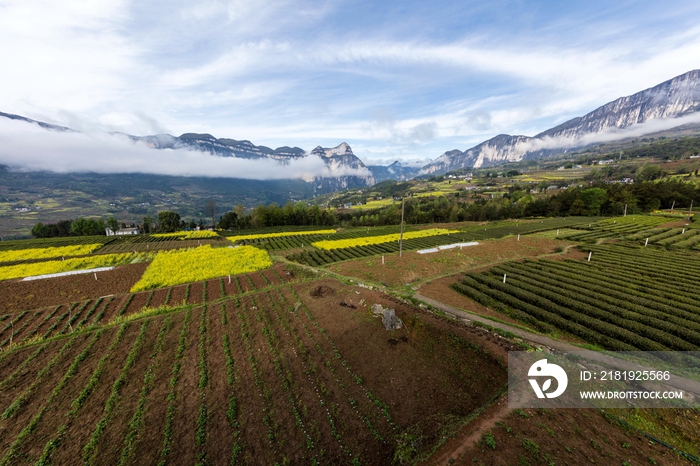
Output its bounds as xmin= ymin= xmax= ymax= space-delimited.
xmin=451 ymin=243 xmax=700 ymax=351
xmin=2 ymin=215 xmax=699 ymax=464
xmin=0 ymin=273 xmax=508 ymax=465
xmin=562 ymin=216 xmax=670 ymax=242
xmin=286 ymin=218 xmax=599 ymax=266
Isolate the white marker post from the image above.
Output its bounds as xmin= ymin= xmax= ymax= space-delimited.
xmin=382 ymin=255 xmax=384 ymax=265
xmin=556 ymin=229 xmax=559 ymax=236
xmin=517 ymin=234 xmax=520 ymax=241
xmin=503 ymin=274 xmax=507 ymax=283
xmin=588 ymin=251 xmax=592 ymax=261
xmin=645 ymin=238 xmax=649 ymax=247
xmin=94 ymin=273 xmax=97 ymax=281
xmin=228 ymin=275 xmax=231 ymax=284
xmin=682 ymin=229 xmax=686 ymax=234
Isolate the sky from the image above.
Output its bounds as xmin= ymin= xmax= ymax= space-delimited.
xmin=1 ymin=0 xmax=700 ymax=169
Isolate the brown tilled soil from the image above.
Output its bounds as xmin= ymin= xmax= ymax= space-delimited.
xmin=168 ymin=284 xmax=187 ymax=306
xmin=148 ymin=287 xmax=171 ymax=308
xmin=0 ymin=276 xmax=698 ymax=464
xmin=0 ymin=262 xmax=148 ymax=313
xmin=0 ymin=262 xmax=295 ymax=321
xmin=248 ymin=271 xmax=268 ymax=290
xmin=187 ymin=282 xmax=204 ymax=305
xmin=327 ymin=236 xmax=582 ymax=288
xmin=205 ymin=278 xmax=222 ymax=301
xmin=0 ymin=277 xmax=511 ymax=465
xmin=429 ymin=400 xmax=693 ymax=465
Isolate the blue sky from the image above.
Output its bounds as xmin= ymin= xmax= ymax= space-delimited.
xmin=1 ymin=0 xmax=700 ymax=165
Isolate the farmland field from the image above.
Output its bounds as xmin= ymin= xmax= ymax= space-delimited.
xmin=1 ymin=215 xmax=699 ymax=464
xmin=0 ymin=270 xmax=512 ymax=464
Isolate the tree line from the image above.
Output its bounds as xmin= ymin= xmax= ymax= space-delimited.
xmin=31 ymin=178 xmax=699 ymax=238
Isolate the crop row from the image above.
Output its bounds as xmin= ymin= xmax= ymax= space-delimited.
xmin=0 ymin=244 xmax=102 ymax=264
xmin=239 ymin=226 xmax=416 ymax=251
xmin=584 ymin=244 xmax=700 ymax=284
xmin=565 ymin=216 xmax=668 ymax=242
xmin=254 ymin=287 xmax=396 ymax=459
xmin=0 ymin=235 xmax=114 ymax=252
xmin=94 ymin=238 xmax=224 ymax=255
xmin=451 ymin=244 xmax=700 ymax=350
xmin=0 ymin=330 xmax=105 ymax=466
xmin=0 ymin=251 xmax=155 ymax=282
xmin=286 ymin=233 xmax=479 ymax=266
xmin=0 ymin=267 xmax=295 ymax=352
xmin=35 ymin=323 xmax=130 ymax=466
xmin=152 ymin=231 xmax=220 ymax=239
xmin=0 ymin=280 xmax=413 ymax=464
xmin=227 ymin=229 xmax=336 ymax=242
xmin=283 ymin=287 xmax=398 ymax=432
xmin=624 ymin=228 xmax=700 ymax=249
xmin=312 ymin=228 xmax=459 ymax=250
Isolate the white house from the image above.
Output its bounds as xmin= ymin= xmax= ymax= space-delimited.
xmin=106 ymin=227 xmax=140 ymax=236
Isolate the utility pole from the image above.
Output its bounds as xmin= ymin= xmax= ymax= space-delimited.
xmin=399 ymin=196 xmax=405 ymax=257
xmin=689 ymin=200 xmax=694 ymax=221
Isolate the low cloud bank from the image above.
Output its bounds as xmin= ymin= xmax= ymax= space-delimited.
xmin=515 ymin=112 xmax=700 ymax=154
xmin=0 ymin=119 xmax=372 ymax=181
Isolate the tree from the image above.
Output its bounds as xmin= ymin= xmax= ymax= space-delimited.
xmin=205 ymin=199 xmax=216 ymax=228
xmin=579 ymin=188 xmax=608 ymax=215
xmin=106 ymin=217 xmax=119 ymax=232
xmin=636 ymin=164 xmax=661 ymax=181
xmin=71 ymin=217 xmax=106 ymax=236
xmin=142 ymin=216 xmax=153 ymax=234
xmin=31 ymin=222 xmax=50 ymax=241
xmin=219 ymin=211 xmax=238 ymax=230
xmin=157 ymin=211 xmax=181 ymax=233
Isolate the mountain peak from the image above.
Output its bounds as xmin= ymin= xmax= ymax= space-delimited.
xmin=179 ymin=133 xmax=216 ymax=141
xmin=310 ymin=142 xmax=353 ymax=157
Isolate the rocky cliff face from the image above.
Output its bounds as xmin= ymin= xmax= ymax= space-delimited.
xmin=307 ymin=142 xmax=375 ymax=190
xmin=141 ymin=133 xmax=307 ymax=160
xmin=422 ymin=69 xmax=700 ymax=174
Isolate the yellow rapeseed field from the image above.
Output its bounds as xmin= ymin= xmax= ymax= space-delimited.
xmin=151 ymin=230 xmax=221 ymax=239
xmin=312 ymin=228 xmax=459 ymax=250
xmin=227 ymin=229 xmax=336 ymax=242
xmin=131 ymin=245 xmax=272 ymax=292
xmin=0 ymin=244 xmax=101 ymax=263
xmin=0 ymin=252 xmax=154 ymax=282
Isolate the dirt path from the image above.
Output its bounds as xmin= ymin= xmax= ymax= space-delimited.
xmin=411 ymin=294 xmax=580 ymax=464
xmin=428 ymin=395 xmax=511 ymax=466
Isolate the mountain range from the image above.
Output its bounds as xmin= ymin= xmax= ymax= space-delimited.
xmin=422 ymin=69 xmax=700 ymax=174
xmin=2 ymin=70 xmax=700 ymax=189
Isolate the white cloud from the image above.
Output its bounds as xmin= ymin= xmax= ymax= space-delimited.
xmin=507 ymin=112 xmax=700 ymax=155
xmin=1 ymin=0 xmax=700 ymax=166
xmin=0 ymin=119 xmax=371 ymax=180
